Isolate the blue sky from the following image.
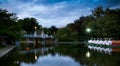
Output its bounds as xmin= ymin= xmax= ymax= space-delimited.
xmin=0 ymin=0 xmax=120 ymax=28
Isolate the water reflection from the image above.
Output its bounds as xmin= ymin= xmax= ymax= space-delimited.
xmin=88 ymin=45 xmax=112 ymax=55
xmin=34 ymin=50 xmax=37 ymax=60
xmin=21 ymin=53 xmax=80 ymax=66
xmin=0 ymin=44 xmax=120 ymax=66
xmin=86 ymin=52 xmax=90 ymax=58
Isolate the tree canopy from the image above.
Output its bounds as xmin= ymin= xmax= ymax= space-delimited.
xmin=18 ymin=18 xmax=41 ymax=34
xmin=0 ymin=9 xmax=20 ymax=39
xmin=1 ymin=6 xmax=120 ymax=43
xmin=59 ymin=6 xmax=120 ymax=40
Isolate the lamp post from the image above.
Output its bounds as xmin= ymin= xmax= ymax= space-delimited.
xmin=86 ymin=28 xmax=91 ymax=33
xmin=34 ymin=26 xmax=38 ymax=48
xmin=34 ymin=26 xmax=37 ymax=30
xmin=34 ymin=26 xmax=37 ymax=37
xmin=86 ymin=28 xmax=91 ymax=39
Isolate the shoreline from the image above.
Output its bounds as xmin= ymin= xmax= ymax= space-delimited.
xmin=0 ymin=45 xmax=16 ymax=58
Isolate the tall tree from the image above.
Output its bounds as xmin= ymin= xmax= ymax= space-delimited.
xmin=85 ymin=7 xmax=120 ymax=39
xmin=49 ymin=26 xmax=58 ymax=35
xmin=0 ymin=9 xmax=20 ymax=45
xmin=92 ymin=6 xmax=104 ymax=18
xmin=18 ymin=18 xmax=41 ymax=34
xmin=56 ymin=27 xmax=78 ymax=41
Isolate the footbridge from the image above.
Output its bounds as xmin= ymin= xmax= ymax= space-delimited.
xmin=22 ymin=33 xmax=56 ymax=47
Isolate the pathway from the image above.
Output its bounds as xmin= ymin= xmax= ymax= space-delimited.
xmin=0 ymin=45 xmax=16 ymax=58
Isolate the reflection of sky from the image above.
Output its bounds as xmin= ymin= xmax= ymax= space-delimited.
xmin=0 ymin=0 xmax=120 ymax=27
xmin=21 ymin=53 xmax=80 ymax=66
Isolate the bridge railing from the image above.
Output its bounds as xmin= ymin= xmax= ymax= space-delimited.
xmin=23 ymin=34 xmax=54 ymax=38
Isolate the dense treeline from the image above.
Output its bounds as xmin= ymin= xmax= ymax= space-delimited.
xmin=0 ymin=8 xmax=57 ymax=44
xmin=0 ymin=6 xmax=120 ymax=43
xmin=0 ymin=9 xmax=20 ymax=45
xmin=56 ymin=6 xmax=120 ymax=41
xmin=0 ymin=8 xmax=58 ymax=45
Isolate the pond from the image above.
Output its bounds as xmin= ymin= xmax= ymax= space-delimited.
xmin=0 ymin=44 xmax=120 ymax=66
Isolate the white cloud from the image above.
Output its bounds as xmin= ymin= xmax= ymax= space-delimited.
xmin=0 ymin=0 xmax=92 ymax=28
xmin=38 ymin=16 xmax=76 ymax=27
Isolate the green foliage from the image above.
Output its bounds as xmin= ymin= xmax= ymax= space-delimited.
xmin=56 ymin=27 xmax=78 ymax=41
xmin=1 ymin=6 xmax=120 ymax=42
xmin=65 ymin=6 xmax=120 ymax=39
xmin=49 ymin=26 xmax=58 ymax=35
xmin=18 ymin=18 xmax=41 ymax=34
xmin=67 ymin=16 xmax=86 ymax=36
xmin=85 ymin=7 xmax=120 ymax=39
xmin=92 ymin=6 xmax=104 ymax=18
xmin=0 ymin=9 xmax=21 ymax=39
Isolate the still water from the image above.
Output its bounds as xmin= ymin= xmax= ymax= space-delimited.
xmin=0 ymin=44 xmax=120 ymax=66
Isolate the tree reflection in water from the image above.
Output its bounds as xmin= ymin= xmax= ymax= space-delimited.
xmin=0 ymin=44 xmax=120 ymax=66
